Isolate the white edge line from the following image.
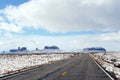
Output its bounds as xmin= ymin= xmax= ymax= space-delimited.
xmin=89 ymin=54 xmax=115 ymax=80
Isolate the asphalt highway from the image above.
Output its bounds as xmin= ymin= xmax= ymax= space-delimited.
xmin=1 ymin=54 xmax=113 ymax=80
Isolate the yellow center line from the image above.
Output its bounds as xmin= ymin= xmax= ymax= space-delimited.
xmin=71 ymin=64 xmax=75 ymax=67
xmin=61 ymin=71 xmax=67 ymax=76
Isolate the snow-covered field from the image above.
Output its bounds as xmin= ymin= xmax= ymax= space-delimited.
xmin=0 ymin=54 xmax=74 ymax=77
xmin=92 ymin=52 xmax=120 ymax=79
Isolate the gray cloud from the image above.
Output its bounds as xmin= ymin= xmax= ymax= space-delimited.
xmin=0 ymin=0 xmax=119 ymax=33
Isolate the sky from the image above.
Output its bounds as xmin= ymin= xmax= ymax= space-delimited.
xmin=0 ymin=0 xmax=120 ymax=51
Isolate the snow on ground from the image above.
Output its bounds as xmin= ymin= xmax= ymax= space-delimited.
xmin=0 ymin=54 xmax=74 ymax=77
xmin=92 ymin=52 xmax=120 ymax=79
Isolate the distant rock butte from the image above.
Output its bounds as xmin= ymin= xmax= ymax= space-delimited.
xmin=83 ymin=47 xmax=106 ymax=53
xmin=44 ymin=46 xmax=60 ymax=50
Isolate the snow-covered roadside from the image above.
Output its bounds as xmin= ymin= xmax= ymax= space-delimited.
xmin=91 ymin=53 xmax=120 ymax=79
xmin=0 ymin=54 xmax=74 ymax=77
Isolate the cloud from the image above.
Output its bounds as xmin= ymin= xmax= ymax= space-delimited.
xmin=80 ymin=0 xmax=112 ymax=6
xmin=100 ymin=31 xmax=120 ymax=41
xmin=0 ymin=31 xmax=120 ymax=51
xmin=0 ymin=0 xmax=120 ymax=52
xmin=0 ymin=15 xmax=3 ymax=21
xmin=0 ymin=0 xmax=120 ymax=33
xmin=0 ymin=22 xmax=23 ymax=33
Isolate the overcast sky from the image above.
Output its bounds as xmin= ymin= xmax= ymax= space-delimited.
xmin=0 ymin=0 xmax=120 ymax=51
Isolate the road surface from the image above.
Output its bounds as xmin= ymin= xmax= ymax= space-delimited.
xmin=1 ymin=54 xmax=113 ymax=80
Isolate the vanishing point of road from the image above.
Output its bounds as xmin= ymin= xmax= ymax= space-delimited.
xmin=1 ymin=54 xmax=113 ymax=80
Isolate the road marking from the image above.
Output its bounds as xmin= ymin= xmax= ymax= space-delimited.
xmin=61 ymin=71 xmax=67 ymax=76
xmin=71 ymin=64 xmax=75 ymax=67
xmin=89 ymin=54 xmax=114 ymax=80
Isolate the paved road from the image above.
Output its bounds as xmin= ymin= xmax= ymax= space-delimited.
xmin=1 ymin=54 xmax=112 ymax=80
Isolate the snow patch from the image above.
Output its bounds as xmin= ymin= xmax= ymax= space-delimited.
xmin=92 ymin=52 xmax=120 ymax=79
xmin=0 ymin=54 xmax=73 ymax=77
